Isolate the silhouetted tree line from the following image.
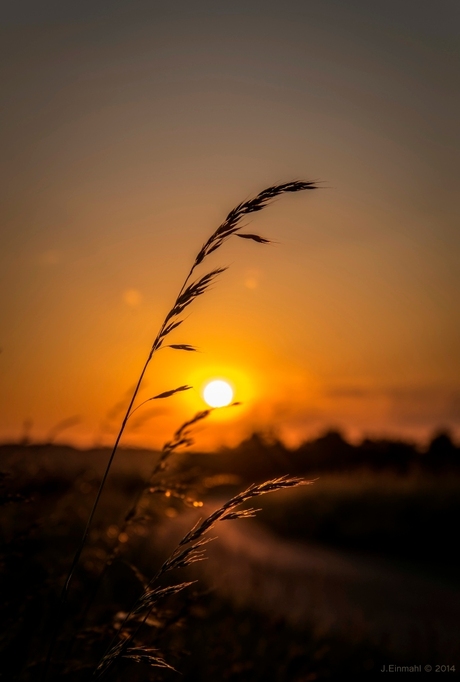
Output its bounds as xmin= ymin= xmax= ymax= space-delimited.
xmin=186 ymin=429 xmax=460 ymax=483
xmin=1 ymin=429 xmax=458 ymax=488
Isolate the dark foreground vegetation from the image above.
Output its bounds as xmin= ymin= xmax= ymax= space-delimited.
xmin=1 ymin=431 xmax=459 ymax=680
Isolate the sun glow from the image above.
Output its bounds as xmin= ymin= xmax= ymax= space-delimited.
xmin=203 ymin=380 xmax=234 ymax=408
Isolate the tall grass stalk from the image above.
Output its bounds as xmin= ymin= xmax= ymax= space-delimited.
xmin=41 ymin=180 xmax=317 ymax=680
xmin=71 ymin=403 xmax=235 ymax=639
xmin=95 ymin=476 xmax=310 ymax=679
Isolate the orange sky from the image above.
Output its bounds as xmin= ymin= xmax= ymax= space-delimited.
xmin=1 ymin=1 xmax=459 ymax=450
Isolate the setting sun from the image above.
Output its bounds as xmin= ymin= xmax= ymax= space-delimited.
xmin=203 ymin=380 xmax=234 ymax=408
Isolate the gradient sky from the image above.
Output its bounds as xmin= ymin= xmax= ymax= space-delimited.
xmin=1 ymin=0 xmax=459 ymax=450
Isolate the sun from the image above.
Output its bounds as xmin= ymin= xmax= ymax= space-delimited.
xmin=203 ymin=379 xmax=234 ymax=408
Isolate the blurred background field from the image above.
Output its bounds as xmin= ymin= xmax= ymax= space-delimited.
xmin=1 ymin=431 xmax=459 ymax=679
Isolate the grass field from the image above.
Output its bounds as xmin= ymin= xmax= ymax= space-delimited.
xmin=1 ymin=443 xmax=459 ymax=679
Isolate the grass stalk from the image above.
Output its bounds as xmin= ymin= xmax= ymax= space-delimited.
xmin=41 ymin=180 xmax=318 ymax=680
xmin=95 ymin=476 xmax=310 ymax=678
xmin=69 ymin=404 xmax=222 ymax=641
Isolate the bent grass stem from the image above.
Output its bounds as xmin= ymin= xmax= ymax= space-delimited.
xmin=41 ymin=180 xmax=318 ymax=680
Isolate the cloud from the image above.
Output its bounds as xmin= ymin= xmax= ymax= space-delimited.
xmin=324 ymin=387 xmax=374 ymax=398
xmin=324 ymin=384 xmax=460 ymax=430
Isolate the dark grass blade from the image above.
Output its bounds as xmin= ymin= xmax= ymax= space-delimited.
xmin=236 ymin=233 xmax=271 ymax=243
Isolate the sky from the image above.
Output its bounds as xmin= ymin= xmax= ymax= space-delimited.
xmin=1 ymin=0 xmax=459 ymax=450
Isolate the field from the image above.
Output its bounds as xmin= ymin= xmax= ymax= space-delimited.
xmin=1 ymin=441 xmax=459 ymax=680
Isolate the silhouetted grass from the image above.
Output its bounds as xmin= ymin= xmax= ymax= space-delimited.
xmin=34 ymin=181 xmax=319 ymax=680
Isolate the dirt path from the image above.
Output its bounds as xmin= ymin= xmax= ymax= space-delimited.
xmin=153 ymin=503 xmax=460 ymax=661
